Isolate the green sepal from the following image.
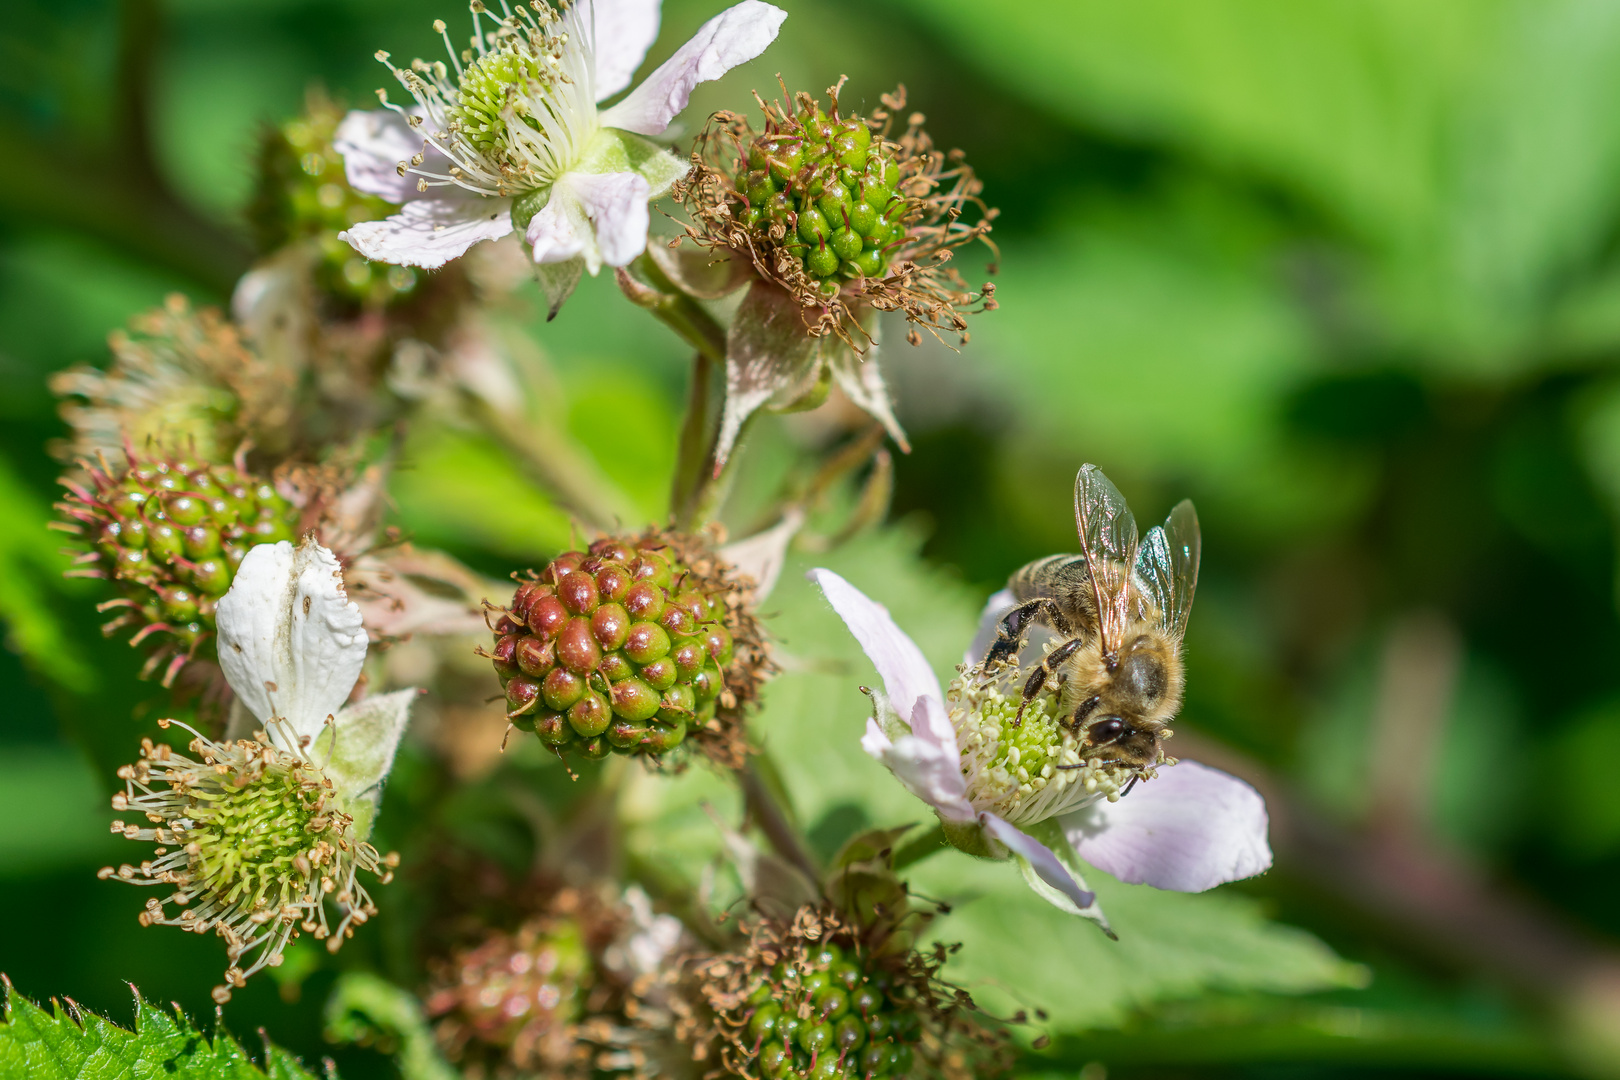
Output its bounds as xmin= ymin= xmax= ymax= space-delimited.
xmin=582 ymin=128 xmax=687 ymax=198
xmin=314 ymin=688 xmax=417 ymax=841
xmin=324 ymin=973 xmax=459 ymax=1080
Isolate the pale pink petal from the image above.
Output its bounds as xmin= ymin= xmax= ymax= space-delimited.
xmin=525 ymin=197 xmax=588 ymax=265
xmin=980 ymin=814 xmax=1099 ymax=914
xmin=808 ymin=568 xmax=943 ymax=731
xmin=1063 ymin=759 xmax=1273 ymax=892
xmin=215 ymin=538 xmax=368 ymax=749
xmin=334 ymin=109 xmax=444 ymax=204
xmin=341 ymin=196 xmax=513 ymax=269
xmin=862 ymin=718 xmax=975 ymax=823
xmin=584 ymin=0 xmax=663 ymax=102
xmin=569 ymin=170 xmax=653 ymax=267
xmin=597 ymin=0 xmax=786 ymax=135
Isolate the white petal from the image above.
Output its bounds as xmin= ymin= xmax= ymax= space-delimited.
xmin=1063 ymin=759 xmax=1273 ymax=892
xmin=525 ymin=195 xmax=589 ymax=265
xmin=571 ymin=170 xmax=653 ymax=267
xmin=719 ymin=506 xmax=804 ymax=603
xmin=584 ymin=0 xmax=663 ymax=102
xmin=334 ymin=109 xmax=440 ymax=204
xmin=965 ymin=587 xmax=1016 ymax=666
xmin=981 ymin=814 xmax=1107 ymax=924
xmin=215 ymin=538 xmax=368 ymax=748
xmin=340 ymin=196 xmax=513 ymax=269
xmin=862 ymin=719 xmax=976 ymax=823
xmin=598 ymin=0 xmax=786 ymax=135
xmin=807 ymin=568 xmax=944 ymax=734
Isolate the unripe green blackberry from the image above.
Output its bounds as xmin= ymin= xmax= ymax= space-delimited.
xmin=687 ymin=908 xmax=1010 ymax=1080
xmin=737 ymin=941 xmax=921 ymax=1080
xmin=488 ymin=529 xmax=765 ymax=766
xmin=249 ymin=90 xmax=420 ymax=304
xmin=56 ymin=453 xmax=298 ymax=685
xmin=737 ymin=108 xmax=907 ymax=288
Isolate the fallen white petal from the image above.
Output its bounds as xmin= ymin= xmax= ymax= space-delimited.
xmin=215 ymin=538 xmax=368 ymax=749
xmin=569 ymin=170 xmax=653 ymax=267
xmin=584 ymin=0 xmax=663 ymax=102
xmin=598 ymin=0 xmax=786 ymax=135
xmin=1063 ymin=759 xmax=1273 ymax=892
xmin=341 ymin=196 xmax=513 ymax=269
xmin=334 ymin=109 xmax=441 ymax=204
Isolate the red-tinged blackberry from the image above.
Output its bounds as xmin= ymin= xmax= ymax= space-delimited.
xmin=54 ymin=451 xmax=298 ymax=686
xmin=483 ymin=528 xmax=769 ymax=769
xmin=687 ymin=907 xmax=1012 ymax=1080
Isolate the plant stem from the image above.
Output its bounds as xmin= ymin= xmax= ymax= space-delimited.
xmin=890 ymin=823 xmax=947 ymax=870
xmin=739 ymin=761 xmax=820 ymax=884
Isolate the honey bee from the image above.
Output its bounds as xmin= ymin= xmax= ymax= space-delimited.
xmin=982 ymin=464 xmax=1200 ymax=770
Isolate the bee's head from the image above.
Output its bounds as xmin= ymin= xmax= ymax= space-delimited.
xmin=1075 ymin=634 xmax=1181 ymax=765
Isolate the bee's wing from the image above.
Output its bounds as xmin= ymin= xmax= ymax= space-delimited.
xmin=1136 ymin=499 xmax=1200 ymax=641
xmin=1074 ymin=464 xmax=1139 ymax=655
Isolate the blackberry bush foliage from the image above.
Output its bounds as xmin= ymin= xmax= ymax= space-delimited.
xmin=486 ymin=528 xmax=769 ymax=769
xmin=677 ymin=82 xmax=998 ymax=347
xmin=55 ymin=451 xmax=297 ymax=686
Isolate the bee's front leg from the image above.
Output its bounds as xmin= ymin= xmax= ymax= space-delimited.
xmin=1013 ymin=636 xmax=1084 ymax=726
xmin=985 ymin=597 xmax=1073 ymax=668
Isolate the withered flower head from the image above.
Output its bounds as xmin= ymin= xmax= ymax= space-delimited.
xmin=49 ymin=294 xmax=295 ymax=466
xmin=667 ymin=81 xmax=998 ymax=469
xmin=484 ymin=525 xmax=772 ymax=771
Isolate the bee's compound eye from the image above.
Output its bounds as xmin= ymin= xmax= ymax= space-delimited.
xmin=1087 ymin=717 xmax=1126 ymax=745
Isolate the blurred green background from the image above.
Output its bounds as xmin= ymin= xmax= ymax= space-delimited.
xmin=8 ymin=0 xmax=1620 ymax=1076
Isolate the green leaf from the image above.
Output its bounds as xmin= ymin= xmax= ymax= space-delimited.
xmin=750 ymin=527 xmax=1361 ymax=1029
xmin=0 ymin=453 xmax=94 ymax=688
xmin=323 ymin=973 xmax=459 ymax=1080
xmin=0 ymin=976 xmax=328 ymax=1079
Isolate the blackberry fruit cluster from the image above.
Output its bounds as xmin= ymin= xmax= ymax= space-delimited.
xmin=738 ymin=107 xmax=907 ymax=285
xmin=249 ymin=92 xmax=420 ymax=304
xmin=490 ymin=532 xmax=758 ymax=763
xmin=58 ymin=454 xmax=298 ymax=684
xmin=740 ymin=941 xmax=920 ymax=1080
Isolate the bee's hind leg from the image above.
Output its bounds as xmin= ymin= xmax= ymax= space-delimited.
xmin=1013 ymin=636 xmax=1083 ymax=726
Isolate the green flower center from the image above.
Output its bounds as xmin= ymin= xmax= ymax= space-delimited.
xmin=948 ymin=664 xmax=1135 ymax=825
xmin=185 ymin=763 xmax=329 ymax=906
xmin=450 ymin=44 xmax=553 ymax=155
